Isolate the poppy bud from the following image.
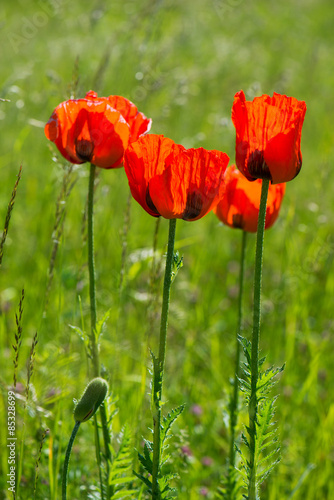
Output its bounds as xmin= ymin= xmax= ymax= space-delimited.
xmin=73 ymin=377 xmax=108 ymax=423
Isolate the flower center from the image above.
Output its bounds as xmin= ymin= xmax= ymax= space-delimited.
xmin=247 ymin=149 xmax=272 ymax=181
xmin=182 ymin=192 xmax=203 ymax=221
xmin=75 ymin=139 xmax=94 ymax=162
xmin=232 ymin=213 xmax=244 ymax=229
xmin=145 ymin=186 xmax=160 ymax=217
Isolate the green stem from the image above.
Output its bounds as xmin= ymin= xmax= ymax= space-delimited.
xmin=248 ymin=179 xmax=269 ymax=500
xmin=93 ymin=414 xmax=105 ymax=500
xmin=62 ymin=421 xmax=80 ymax=500
xmin=87 ymin=164 xmax=112 ymax=493
xmin=229 ymin=230 xmax=247 ymax=471
xmin=151 ymin=218 xmax=177 ymax=500
xmin=88 ymin=163 xmax=99 ymax=377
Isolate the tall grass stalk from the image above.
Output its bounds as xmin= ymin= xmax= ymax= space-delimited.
xmin=44 ymin=161 xmax=76 ymax=314
xmin=33 ymin=428 xmax=49 ymax=499
xmin=13 ymin=288 xmax=24 ymax=388
xmin=0 ymin=165 xmax=22 ymax=266
xmin=151 ymin=218 xmax=177 ymax=499
xmin=17 ymin=331 xmax=39 ymax=498
xmin=119 ymin=190 xmax=132 ymax=295
xmin=248 ymin=178 xmax=269 ymax=500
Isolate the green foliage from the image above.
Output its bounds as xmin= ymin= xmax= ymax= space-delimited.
xmin=108 ymin=425 xmax=138 ymax=499
xmin=171 ymin=251 xmax=183 ymax=284
xmin=216 ymin=466 xmax=243 ymax=500
xmin=237 ymin=336 xmax=284 ymax=497
xmin=135 ymin=404 xmax=184 ymax=498
xmin=1 ymin=0 xmax=334 ymax=498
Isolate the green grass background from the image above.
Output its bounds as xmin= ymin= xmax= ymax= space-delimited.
xmin=1 ymin=0 xmax=334 ymax=498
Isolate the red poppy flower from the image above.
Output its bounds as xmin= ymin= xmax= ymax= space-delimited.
xmin=105 ymin=94 xmax=152 ymax=142
xmin=232 ymin=90 xmax=306 ymax=184
xmin=214 ymin=165 xmax=286 ymax=232
xmin=124 ymin=134 xmax=229 ymax=221
xmin=45 ymin=91 xmax=151 ymax=169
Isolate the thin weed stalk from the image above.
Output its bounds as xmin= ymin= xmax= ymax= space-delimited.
xmin=13 ymin=288 xmax=24 ymax=388
xmin=33 ymin=428 xmax=49 ymax=499
xmin=0 ymin=165 xmax=22 ymax=267
xmin=44 ymin=161 xmax=76 ymax=314
xmin=229 ymin=231 xmax=247 ymax=470
xmin=17 ymin=331 xmax=39 ymax=498
xmin=119 ymin=189 xmax=132 ymax=295
xmin=148 ymin=216 xmax=162 ymax=335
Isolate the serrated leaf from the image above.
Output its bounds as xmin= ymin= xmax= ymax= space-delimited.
xmin=108 ymin=425 xmax=137 ymax=498
xmin=109 ymin=489 xmax=139 ymax=500
xmin=68 ymin=324 xmax=88 ymax=344
xmin=95 ymin=309 xmax=111 ymax=341
xmin=133 ymin=471 xmax=152 ymax=491
xmin=171 ymin=251 xmax=183 ymax=283
xmin=137 ymin=452 xmax=152 ymax=475
xmin=160 ymin=405 xmax=184 ymax=447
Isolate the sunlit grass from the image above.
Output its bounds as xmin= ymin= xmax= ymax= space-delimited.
xmin=1 ymin=0 xmax=334 ymax=498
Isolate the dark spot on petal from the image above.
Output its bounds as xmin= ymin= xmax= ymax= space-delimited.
xmin=75 ymin=139 xmax=94 ymax=162
xmin=293 ymin=150 xmax=302 ymax=179
xmin=248 ymin=149 xmax=272 ymax=181
xmin=182 ymin=191 xmax=203 ymax=221
xmin=145 ymin=185 xmax=160 ymax=216
xmin=232 ymin=213 xmax=244 ymax=229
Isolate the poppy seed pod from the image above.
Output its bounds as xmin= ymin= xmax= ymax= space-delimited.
xmin=73 ymin=377 xmax=108 ymax=423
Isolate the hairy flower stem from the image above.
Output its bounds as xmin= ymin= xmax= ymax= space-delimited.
xmin=87 ymin=164 xmax=112 ymax=492
xmin=152 ymin=218 xmax=177 ymax=500
xmin=88 ymin=164 xmax=99 ymax=377
xmin=229 ymin=230 xmax=247 ymax=471
xmin=248 ymin=179 xmax=269 ymax=500
xmin=62 ymin=421 xmax=80 ymax=500
xmin=94 ymin=413 xmax=105 ymax=500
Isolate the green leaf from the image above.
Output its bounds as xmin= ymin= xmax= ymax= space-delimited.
xmin=108 ymin=425 xmax=138 ymax=498
xmin=95 ymin=309 xmax=111 ymax=341
xmin=133 ymin=471 xmax=152 ymax=491
xmin=171 ymin=251 xmax=183 ymax=283
xmin=160 ymin=405 xmax=185 ymax=448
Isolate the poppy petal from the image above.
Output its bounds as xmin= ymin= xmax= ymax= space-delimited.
xmin=149 ymin=146 xmax=229 ymax=220
xmin=107 ymin=95 xmax=152 ymax=142
xmin=215 ymin=165 xmax=286 ymax=232
xmin=45 ymin=96 xmax=131 ymax=168
xmin=124 ymin=135 xmax=229 ymax=221
xmin=124 ymin=135 xmax=175 ymax=217
xmin=232 ymin=90 xmax=306 ymax=184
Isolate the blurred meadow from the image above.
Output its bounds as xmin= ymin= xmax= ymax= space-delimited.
xmin=1 ymin=0 xmax=334 ymax=498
